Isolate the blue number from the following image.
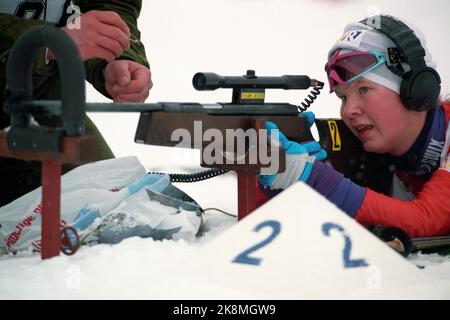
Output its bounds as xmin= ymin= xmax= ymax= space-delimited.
xmin=322 ymin=222 xmax=369 ymax=268
xmin=232 ymin=220 xmax=281 ymax=266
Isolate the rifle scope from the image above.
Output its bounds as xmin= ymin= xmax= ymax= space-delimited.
xmin=193 ymin=70 xmax=312 ymax=91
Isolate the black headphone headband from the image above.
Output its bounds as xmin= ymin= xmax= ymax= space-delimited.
xmin=359 ymin=15 xmax=427 ymax=70
xmin=359 ymin=15 xmax=441 ymax=111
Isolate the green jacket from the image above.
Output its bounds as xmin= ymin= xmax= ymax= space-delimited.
xmin=0 ymin=0 xmax=149 ymax=206
xmin=0 ymin=0 xmax=149 ymax=125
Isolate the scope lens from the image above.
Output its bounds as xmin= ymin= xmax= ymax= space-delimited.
xmin=193 ymin=73 xmax=207 ymax=90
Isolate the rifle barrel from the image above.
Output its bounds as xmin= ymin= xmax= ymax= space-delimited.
xmin=8 ymin=100 xmax=164 ymax=114
xmin=412 ymin=235 xmax=450 ymax=251
xmin=7 ymin=100 xmax=302 ymax=116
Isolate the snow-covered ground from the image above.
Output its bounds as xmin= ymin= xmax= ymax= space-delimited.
xmin=1 ymin=173 xmax=449 ymax=299
xmin=0 ymin=208 xmax=237 ymax=299
xmin=1 ymin=0 xmax=450 ymax=299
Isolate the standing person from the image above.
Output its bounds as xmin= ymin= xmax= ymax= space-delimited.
xmin=258 ymin=15 xmax=450 ymax=239
xmin=0 ymin=0 xmax=152 ymax=206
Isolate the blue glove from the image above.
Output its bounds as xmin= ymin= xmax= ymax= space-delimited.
xmin=299 ymin=111 xmax=327 ymax=161
xmin=259 ymin=112 xmax=327 ymax=190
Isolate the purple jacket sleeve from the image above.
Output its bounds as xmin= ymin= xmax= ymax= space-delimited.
xmin=258 ymin=161 xmax=366 ymax=217
xmin=306 ymin=161 xmax=366 ymax=217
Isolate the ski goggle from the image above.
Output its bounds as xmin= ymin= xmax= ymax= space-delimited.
xmin=325 ymin=50 xmax=386 ymax=92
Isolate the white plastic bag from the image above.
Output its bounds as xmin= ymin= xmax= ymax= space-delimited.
xmin=0 ymin=156 xmax=202 ymax=254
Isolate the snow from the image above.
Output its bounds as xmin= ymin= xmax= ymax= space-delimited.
xmin=0 ymin=211 xmax=236 ymax=299
xmin=1 ymin=0 xmax=450 ymax=299
xmin=1 ymin=180 xmax=449 ymax=299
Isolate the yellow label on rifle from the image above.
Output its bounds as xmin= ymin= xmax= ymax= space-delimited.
xmin=327 ymin=120 xmax=341 ymax=151
xmin=241 ymin=92 xmax=265 ymax=100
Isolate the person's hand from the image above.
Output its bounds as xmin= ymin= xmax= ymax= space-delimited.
xmin=104 ymin=60 xmax=152 ymax=102
xmin=259 ymin=112 xmax=327 ymax=190
xmin=49 ymin=11 xmax=131 ymax=62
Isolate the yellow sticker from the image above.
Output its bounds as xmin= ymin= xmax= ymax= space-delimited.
xmin=327 ymin=120 xmax=341 ymax=151
xmin=240 ymin=92 xmax=265 ymax=100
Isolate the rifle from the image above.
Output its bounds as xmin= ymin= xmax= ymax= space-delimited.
xmin=132 ymin=72 xmax=393 ymax=202
xmin=1 ymin=26 xmax=393 ymax=259
xmin=370 ymin=226 xmax=450 ymax=256
xmin=412 ymin=236 xmax=450 ymax=253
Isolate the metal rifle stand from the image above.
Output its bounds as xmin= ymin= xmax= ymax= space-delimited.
xmin=1 ymin=25 xmax=96 ymax=259
xmin=41 ymin=161 xmax=61 ymax=258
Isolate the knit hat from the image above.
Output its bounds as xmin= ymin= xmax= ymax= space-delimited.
xmin=327 ymin=16 xmax=436 ymax=94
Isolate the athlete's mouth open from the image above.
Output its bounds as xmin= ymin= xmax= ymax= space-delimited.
xmin=354 ymin=125 xmax=374 ymax=134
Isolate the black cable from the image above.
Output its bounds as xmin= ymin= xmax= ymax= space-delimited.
xmin=297 ymin=80 xmax=324 ymax=113
xmin=146 ymin=170 xmax=236 ymax=218
xmin=201 ymin=208 xmax=237 ymax=218
xmin=149 ymin=168 xmax=229 ymax=183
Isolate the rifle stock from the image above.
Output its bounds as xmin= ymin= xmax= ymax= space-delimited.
xmin=134 ymin=103 xmax=313 ymax=174
xmin=134 ymin=106 xmax=314 ymax=148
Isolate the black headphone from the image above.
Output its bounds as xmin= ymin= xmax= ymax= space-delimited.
xmin=359 ymin=15 xmax=441 ymax=111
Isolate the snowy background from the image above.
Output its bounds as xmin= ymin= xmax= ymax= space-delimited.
xmin=1 ymin=0 xmax=450 ymax=299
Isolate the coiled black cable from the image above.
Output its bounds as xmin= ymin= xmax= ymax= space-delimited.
xmin=297 ymin=80 xmax=324 ymax=113
xmin=149 ymin=168 xmax=229 ymax=183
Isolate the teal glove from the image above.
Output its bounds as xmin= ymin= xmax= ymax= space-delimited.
xmin=298 ymin=111 xmax=327 ymax=161
xmin=259 ymin=112 xmax=327 ymax=190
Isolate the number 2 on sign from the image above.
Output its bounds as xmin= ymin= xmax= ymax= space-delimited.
xmin=232 ymin=220 xmax=281 ymax=266
xmin=322 ymin=222 xmax=369 ymax=268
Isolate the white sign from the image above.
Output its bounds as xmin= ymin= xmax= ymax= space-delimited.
xmin=160 ymin=182 xmax=449 ymax=299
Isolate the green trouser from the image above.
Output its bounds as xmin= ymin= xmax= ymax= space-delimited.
xmin=0 ymin=116 xmax=114 ymax=207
